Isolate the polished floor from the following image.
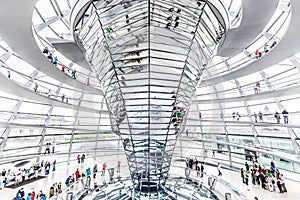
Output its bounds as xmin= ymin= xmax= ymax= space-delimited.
xmin=0 ymin=154 xmax=299 ymax=200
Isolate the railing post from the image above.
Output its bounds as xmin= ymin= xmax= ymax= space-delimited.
xmin=66 ymin=191 xmax=73 ymax=200
xmin=225 ymin=193 xmax=232 ymax=200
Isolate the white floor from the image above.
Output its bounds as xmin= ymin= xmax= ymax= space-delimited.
xmin=1 ymin=156 xmax=299 ymax=200
xmin=170 ymin=162 xmax=299 ymax=200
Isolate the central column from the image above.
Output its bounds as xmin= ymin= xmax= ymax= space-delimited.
xmin=71 ymin=0 xmax=227 ymax=195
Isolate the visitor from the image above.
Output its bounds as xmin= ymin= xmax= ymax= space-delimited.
xmin=125 ymin=14 xmax=130 ymax=32
xmin=166 ymin=22 xmax=171 ymax=29
xmin=43 ymin=47 xmax=49 ymax=54
xmin=280 ymin=174 xmax=287 ymax=193
xmin=62 ymin=94 xmax=65 ymax=102
xmin=232 ymin=111 xmax=236 ymax=120
xmin=253 ymin=112 xmax=257 ymax=123
xmin=26 ymin=193 xmax=31 ymax=200
xmin=16 ymin=188 xmax=25 ymax=198
xmin=258 ymin=111 xmax=263 ymax=122
xmin=52 ymin=140 xmax=55 ymax=154
xmin=65 ymin=176 xmax=71 ymax=187
xmin=31 ymin=191 xmax=35 ymax=200
xmin=58 ymin=182 xmax=62 ymax=193
xmin=243 ymin=170 xmax=249 ymax=186
xmin=255 ymin=82 xmax=261 ymax=93
xmin=61 ymin=65 xmax=66 ymax=72
xmin=236 ymin=112 xmax=241 ymax=121
xmin=245 ymin=162 xmax=250 ymax=171
xmin=254 ymin=84 xmax=258 ymax=94
xmin=21 ymin=169 xmax=26 ymax=182
xmin=174 ymin=21 xmax=179 ymax=29
xmin=274 ymin=111 xmax=280 ymax=124
xmin=102 ymin=163 xmax=107 ymax=176
xmin=220 ymin=112 xmax=224 ymax=119
xmin=81 ymin=168 xmax=86 ymax=178
xmin=264 ymin=43 xmax=270 ymax=53
xmin=77 ymin=154 xmax=80 ymax=164
xmin=71 ymin=69 xmax=77 ymax=79
xmin=217 ymin=163 xmax=222 ymax=176
xmin=271 ymin=160 xmax=275 ymax=168
xmin=105 ymin=27 xmax=113 ymax=33
xmin=47 ymin=89 xmax=52 ymax=98
xmin=282 ymin=109 xmax=289 ymax=124
xmin=123 ymin=138 xmax=130 ymax=147
xmin=51 ymin=56 xmax=58 ymax=66
xmin=117 ymin=161 xmax=121 ymax=173
xmin=44 ymin=143 xmax=50 ymax=154
xmin=241 ymin=168 xmax=245 ymax=183
xmin=196 ymin=164 xmax=200 ymax=177
xmin=36 ymin=190 xmax=45 ymax=200
xmin=277 ymin=178 xmax=283 ymax=193
xmin=86 ymin=167 xmax=91 ymax=177
xmin=7 ymin=71 xmax=11 ymax=78
xmin=45 ymin=161 xmax=50 ymax=175
xmin=34 ymin=83 xmax=38 ymax=92
xmin=15 ymin=194 xmax=23 ymax=200
xmin=270 ymin=40 xmax=277 ymax=48
xmin=260 ymin=171 xmax=266 ymax=189
xmin=52 ymin=160 xmax=56 ymax=172
xmin=200 ymin=163 xmax=204 ymax=177
xmin=47 ymin=53 xmax=53 ymax=60
xmin=81 ymin=154 xmax=85 ymax=163
xmin=49 ymin=185 xmax=55 ymax=198
xmin=75 ymin=169 xmax=80 ymax=181
xmin=93 ymin=164 xmax=98 ymax=179
xmin=254 ymin=49 xmax=262 ymax=59
xmin=196 ymin=1 xmax=202 ymax=6
xmin=2 ymin=168 xmax=6 ymax=177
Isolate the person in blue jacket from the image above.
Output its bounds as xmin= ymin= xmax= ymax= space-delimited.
xmin=86 ymin=167 xmax=91 ymax=177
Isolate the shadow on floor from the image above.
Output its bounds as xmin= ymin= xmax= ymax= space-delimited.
xmin=5 ymin=176 xmax=47 ymax=189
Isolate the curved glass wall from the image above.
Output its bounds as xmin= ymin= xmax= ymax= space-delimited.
xmin=0 ymin=2 xmax=299 ymax=199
